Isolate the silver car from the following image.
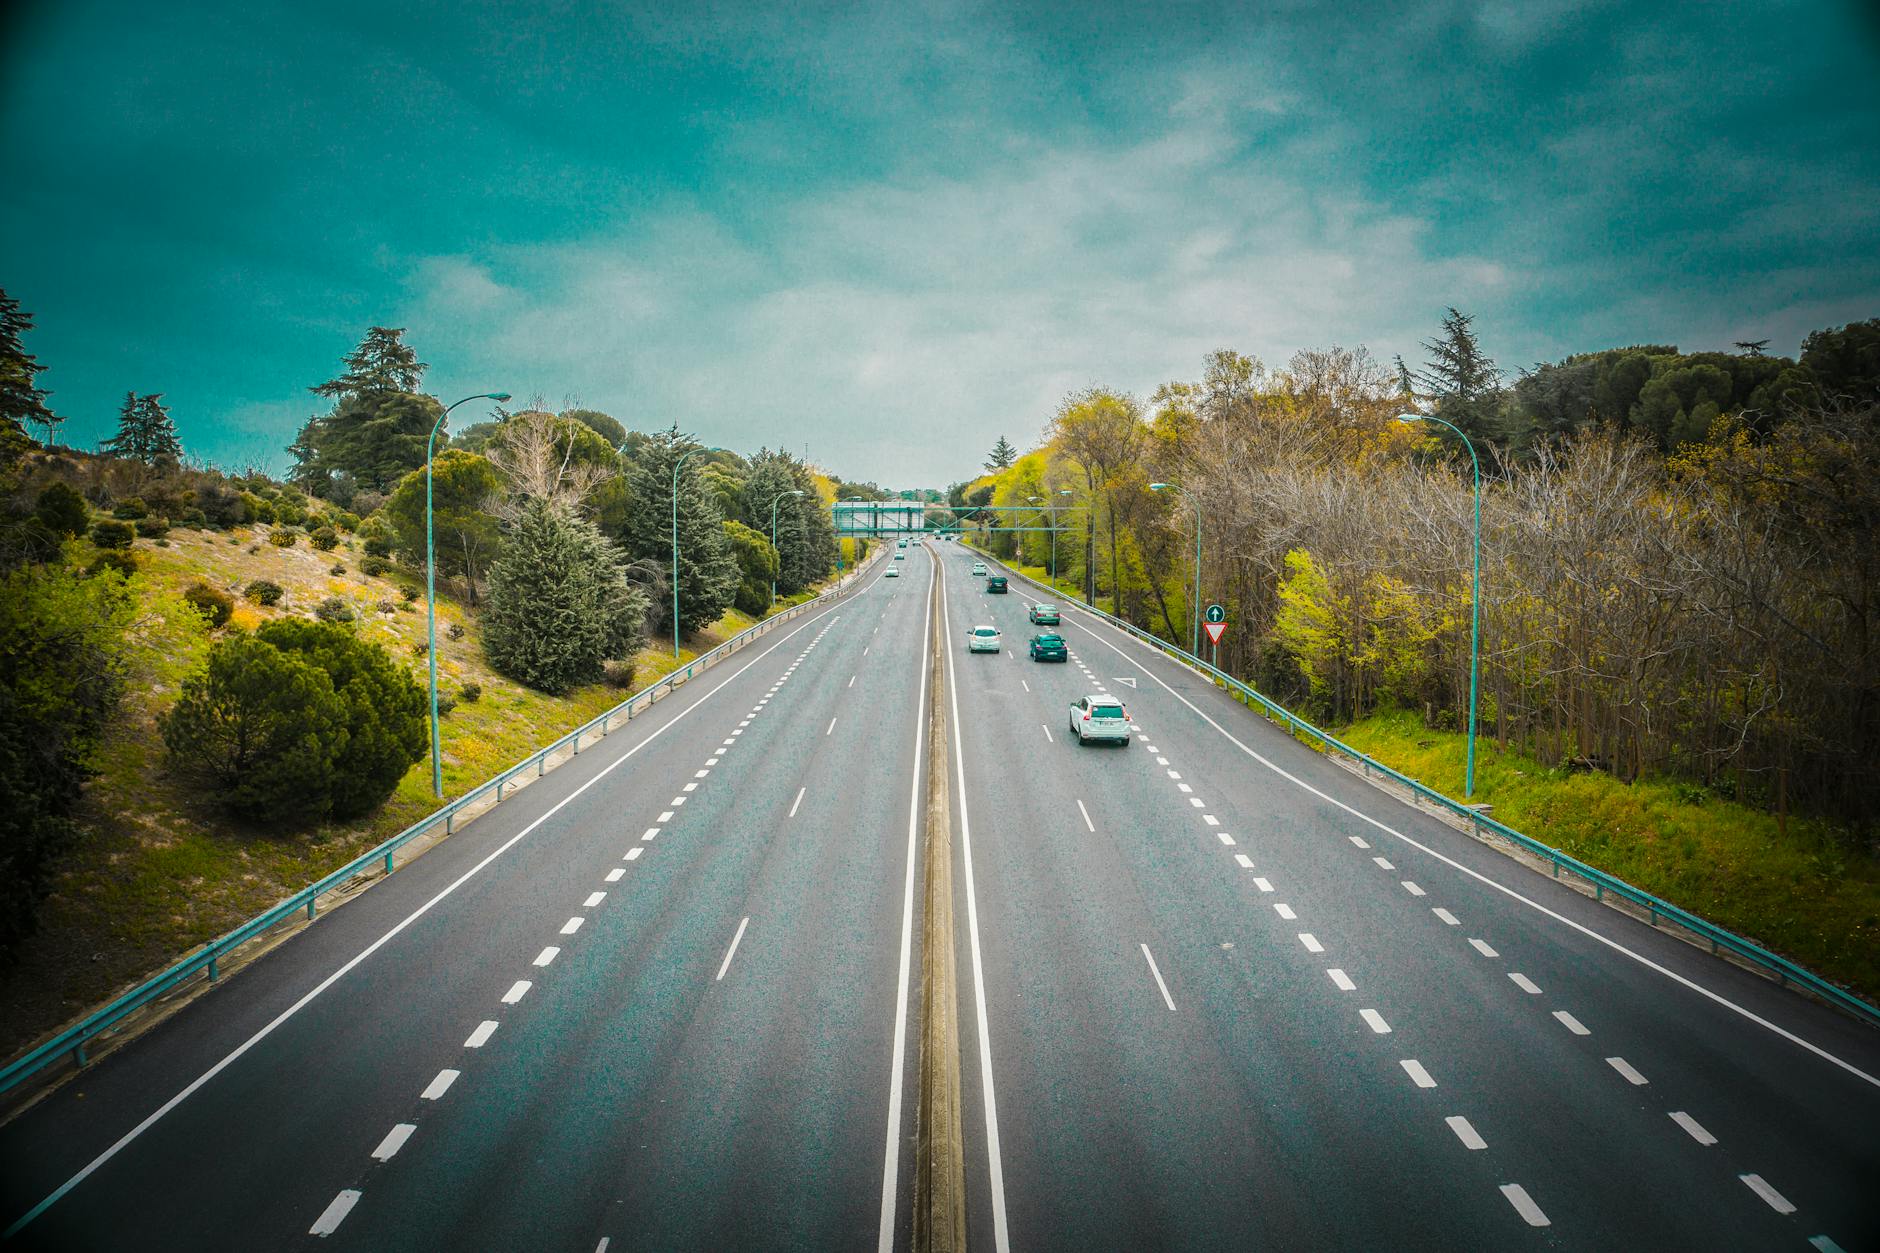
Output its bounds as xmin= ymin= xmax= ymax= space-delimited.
xmin=966 ymin=624 xmax=1001 ymax=653
xmin=971 ymin=562 xmax=988 ymax=576
xmin=1069 ymin=695 xmax=1130 ymax=744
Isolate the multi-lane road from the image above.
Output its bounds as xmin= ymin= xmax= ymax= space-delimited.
xmin=1 ymin=539 xmax=1875 ymax=1250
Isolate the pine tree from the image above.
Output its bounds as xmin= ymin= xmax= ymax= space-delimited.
xmin=482 ymin=499 xmax=647 ymax=695
xmin=619 ymin=427 xmax=740 ymax=637
xmin=985 ymin=434 xmax=1017 ymax=470
xmin=311 ymin=326 xmax=427 ymax=398
xmin=739 ymin=448 xmax=835 ymax=596
xmin=1416 ymin=308 xmax=1505 ymax=443
xmin=102 ymin=393 xmax=182 ymax=465
xmin=0 ymin=288 xmax=55 ymax=460
xmin=291 ymin=327 xmax=440 ymax=497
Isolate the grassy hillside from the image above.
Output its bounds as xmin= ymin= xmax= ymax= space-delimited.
xmin=0 ymin=521 xmax=813 ymax=1057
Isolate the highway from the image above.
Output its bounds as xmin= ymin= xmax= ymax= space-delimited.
xmin=0 ymin=536 xmax=1876 ymax=1250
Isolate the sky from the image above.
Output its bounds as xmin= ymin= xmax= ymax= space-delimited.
xmin=3 ymin=0 xmax=1878 ymax=488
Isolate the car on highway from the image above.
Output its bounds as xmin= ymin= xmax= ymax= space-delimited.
xmin=1069 ymin=694 xmax=1130 ymax=744
xmin=966 ymin=624 xmax=1001 ymax=653
xmin=971 ymin=561 xmax=987 ymax=576
xmin=987 ymin=575 xmax=1008 ymax=593
xmin=895 ymin=551 xmax=906 ymax=560
xmin=897 ymin=539 xmax=907 ymax=548
xmin=1029 ymin=632 xmax=1067 ymax=662
xmin=1028 ymin=603 xmax=1060 ymax=625
xmin=884 ymin=566 xmax=899 ymax=577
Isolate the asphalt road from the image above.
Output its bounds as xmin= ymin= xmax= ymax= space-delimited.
xmin=938 ymin=541 xmax=1879 ymax=1252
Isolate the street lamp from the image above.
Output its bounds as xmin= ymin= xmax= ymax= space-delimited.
xmin=767 ymin=489 xmax=806 ymax=608
xmin=1148 ymin=482 xmax=1201 ymax=658
xmin=427 ymin=391 xmax=511 ymax=798
xmin=672 ymin=445 xmax=724 ymax=658
xmin=1397 ymin=412 xmax=1483 ymax=799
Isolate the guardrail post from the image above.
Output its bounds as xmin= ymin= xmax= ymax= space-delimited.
xmin=385 ymin=848 xmax=395 ymax=874
xmin=307 ymin=897 xmax=317 ymax=920
xmin=601 ymin=714 xmax=610 ymax=736
xmin=208 ymin=955 xmax=219 ymax=983
xmin=538 ymin=753 xmax=546 ymax=777
xmin=572 ymin=730 xmax=581 ymax=756
xmin=75 ymin=1037 xmax=88 ymax=1068
xmin=496 ymin=779 xmax=504 ymax=801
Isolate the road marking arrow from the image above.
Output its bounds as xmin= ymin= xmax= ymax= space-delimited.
xmin=1113 ymin=676 xmax=1137 ymax=688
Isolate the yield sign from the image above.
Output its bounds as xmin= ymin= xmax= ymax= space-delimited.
xmin=1112 ymin=676 xmax=1138 ymax=688
xmin=1203 ymin=621 xmax=1227 ymax=646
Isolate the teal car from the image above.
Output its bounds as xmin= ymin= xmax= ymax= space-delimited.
xmin=1028 ymin=603 xmax=1060 ymax=625
xmin=1029 ymin=633 xmax=1067 ymax=662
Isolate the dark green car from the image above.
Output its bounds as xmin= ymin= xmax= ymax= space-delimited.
xmin=987 ymin=576 xmax=1008 ymax=594
xmin=1029 ymin=632 xmax=1067 ymax=662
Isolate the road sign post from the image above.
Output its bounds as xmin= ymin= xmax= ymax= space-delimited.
xmin=1203 ymin=611 xmax=1226 ymax=668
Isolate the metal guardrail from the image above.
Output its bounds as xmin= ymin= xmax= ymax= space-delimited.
xmin=0 ymin=550 xmax=885 ymax=1098
xmin=969 ymin=544 xmax=1880 ymax=1029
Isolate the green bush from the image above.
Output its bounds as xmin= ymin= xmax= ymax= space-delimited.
xmin=434 ymin=691 xmax=457 ymax=718
xmin=111 ymin=497 xmax=148 ymax=520
xmin=268 ymin=527 xmax=299 ymax=548
xmin=195 ymin=483 xmax=245 ymax=528
xmin=310 ymin=525 xmax=339 ymax=551
xmin=314 ymin=596 xmax=355 ymax=623
xmin=363 ymin=534 xmax=393 ymax=559
xmin=401 ymin=585 xmax=419 ymax=602
xmin=90 ymin=518 xmax=135 ymax=550
xmin=361 ymin=556 xmax=390 ymax=577
xmin=34 ymin=483 xmax=89 ymax=537
xmin=483 ymin=499 xmax=648 ymax=694
xmin=86 ymin=550 xmax=139 ymax=579
xmin=182 ymin=582 xmax=235 ymax=628
xmin=244 ymin=579 xmax=284 ymax=606
xmin=240 ymin=492 xmax=276 ymax=525
xmin=332 ymin=510 xmax=361 ymax=532
xmin=458 ymin=682 xmax=481 ymax=703
xmin=135 ymin=516 xmax=170 ymax=538
xmin=446 ymin=622 xmax=465 ymax=641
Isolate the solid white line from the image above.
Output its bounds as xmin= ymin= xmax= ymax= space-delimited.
xmin=1740 ymin=1174 xmax=1796 ymax=1214
xmin=1361 ymin=1008 xmax=1391 ymax=1034
xmin=1234 ymin=853 xmax=1255 ymax=869
xmin=1469 ymin=938 xmax=1499 ymax=957
xmin=625 ymin=847 xmax=643 ymax=861
xmin=1141 ymin=943 xmax=1178 ymax=1011
xmin=940 ymin=562 xmax=1011 ymax=1251
xmin=371 ymin=1123 xmax=416 ymax=1161
xmin=465 ymin=1020 xmax=497 ymax=1048
xmin=1327 ymin=968 xmax=1355 ymax=991
xmin=789 ymin=787 xmax=806 ymax=817
xmin=533 ymin=946 xmax=560 ymax=967
xmin=420 ymin=1069 xmax=460 ymax=1100
xmin=1433 ymin=907 xmax=1460 ymax=925
xmin=1275 ymin=903 xmax=1297 ymax=920
xmin=1445 ymin=1115 xmax=1487 ymax=1149
xmin=1253 ymin=877 xmax=1274 ymax=893
xmin=1299 ymin=933 xmax=1324 ymax=953
xmin=1500 ymin=1183 xmax=1550 ymax=1227
xmin=877 ymin=556 xmax=935 ymax=1253
xmin=1606 ymin=1056 xmax=1648 ymax=1085
xmin=1401 ymin=1059 xmax=1436 ymax=1088
xmin=309 ymin=1190 xmax=361 ymax=1237
xmin=715 ymin=917 xmax=750 ymax=981
xmin=1509 ymin=972 xmax=1542 ymax=994
xmin=1062 ymin=610 xmax=1880 ymax=1090
xmin=1402 ymin=881 xmax=1426 ymax=897
xmin=501 ymin=980 xmax=531 ymax=1004
xmin=1076 ymin=799 xmax=1094 ymax=832
xmin=584 ymin=891 xmax=606 ymax=908
xmin=560 ymin=917 xmax=584 ymax=936
xmin=827 ymin=717 xmax=837 ymax=736
xmin=605 ymin=868 xmax=624 ymax=882
xmin=1669 ymin=1110 xmax=1716 ymax=1145
xmin=1554 ymin=1010 xmax=1590 ymax=1035
xmin=1041 ymin=723 xmax=1053 ymax=742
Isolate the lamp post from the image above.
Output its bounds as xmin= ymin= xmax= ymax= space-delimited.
xmin=1148 ymin=482 xmax=1201 ymax=657
xmin=1397 ymin=412 xmax=1483 ymax=799
xmin=768 ymin=488 xmax=805 ymax=609
xmin=427 ymin=391 xmax=510 ymax=798
xmin=672 ymin=445 xmax=724 ymax=658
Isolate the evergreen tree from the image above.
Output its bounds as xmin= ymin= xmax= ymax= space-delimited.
xmin=985 ymin=434 xmax=1017 ymax=470
xmin=0 ymin=288 xmax=56 ymax=462
xmin=483 ymin=499 xmax=647 ymax=694
xmin=1417 ymin=307 xmax=1506 ymax=444
xmin=619 ymin=427 xmax=739 ymax=637
xmin=291 ymin=327 xmax=440 ymax=497
xmin=102 ymin=393 xmax=183 ymax=465
xmin=311 ymin=326 xmax=427 ymax=398
xmin=722 ymin=519 xmax=779 ymax=615
xmin=739 ymin=448 xmax=835 ymax=596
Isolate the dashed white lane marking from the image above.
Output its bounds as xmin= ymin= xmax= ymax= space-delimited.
xmin=1234 ymin=853 xmax=1255 ymax=869
xmin=863 ymin=645 xmax=869 ymax=656
xmin=1299 ymin=933 xmax=1324 ymax=953
xmin=849 ymin=675 xmax=857 ymax=688
xmin=1554 ymin=1010 xmax=1590 ymax=1035
xmin=1155 ymin=756 xmax=1168 ymax=766
xmin=1188 ymin=797 xmax=1205 ymax=808
xmin=670 ymin=796 xmax=687 ymax=807
xmin=596 ymin=1237 xmax=611 ymax=1252
xmin=827 ymin=717 xmax=838 ymax=736
xmin=1360 ymin=1009 xmax=1392 ymax=1034
xmin=1445 ymin=1116 xmax=1487 ymax=1150
xmin=1167 ymin=769 xmax=1182 ymax=779
xmin=605 ymin=868 xmax=624 ymax=883
xmin=1469 ymin=938 xmax=1499 ymax=957
xmin=642 ymin=827 xmax=661 ymax=841
xmin=658 ymin=811 xmax=674 ymax=822
xmin=465 ymin=1021 xmax=498 ymax=1048
xmin=560 ymin=917 xmax=585 ymax=936
xmin=1372 ymin=856 xmax=1395 ymax=870
xmin=1740 ymin=1174 xmax=1796 ymax=1215
xmin=1177 ymin=783 xmax=1193 ymax=794
xmin=1076 ymin=799 xmax=1095 ymax=832
xmin=1253 ymin=877 xmax=1274 ymax=893
xmin=421 ymin=1069 xmax=460 ymax=1101
xmin=625 ymin=847 xmax=644 ymax=861
xmin=1500 ymin=1183 xmax=1550 ymax=1227
xmin=501 ymin=980 xmax=531 ymax=1004
xmin=584 ymin=891 xmax=606 ymax=908
xmin=715 ymin=916 xmax=750 ymax=981
xmin=723 ymin=738 xmax=735 ymax=747
xmin=682 ymin=782 xmax=698 ymax=792
xmin=1041 ymin=723 xmax=1053 ymax=742
xmin=1140 ymin=944 xmax=1178 ymax=1011
xmin=694 ymin=769 xmax=710 ymax=778
xmin=533 ymin=947 xmax=560 ymax=967
xmin=371 ymin=1123 xmax=416 ymax=1162
xmin=1020 ymin=680 xmax=1029 ymax=692
xmin=1401 ymin=1059 xmax=1436 ymax=1088
xmin=1433 ymin=908 xmax=1460 ymax=926
xmin=1275 ymin=903 xmax=1297 ymax=920
xmin=1327 ymin=969 xmax=1355 ymax=991
xmin=1216 ymin=832 xmax=1236 ymax=846
xmin=1350 ymin=836 xmax=1370 ymax=848
xmin=309 ymin=1190 xmax=361 ymax=1237
xmin=707 ymin=756 xmax=720 ymax=766
xmin=790 ymin=787 xmax=806 ymax=817
xmin=1810 ymin=1238 xmax=1848 ymax=1253
xmin=1605 ymin=1056 xmax=1648 ymax=1085
xmin=1202 ymin=814 xmax=1220 ymax=827
xmin=1670 ymin=1110 xmax=1716 ymax=1145
xmin=1401 ymin=881 xmax=1426 ymax=897
xmin=1509 ymin=972 xmax=1542 ymax=994
xmin=1146 ymin=745 xmax=1160 ymax=754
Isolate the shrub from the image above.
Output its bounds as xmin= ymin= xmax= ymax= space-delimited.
xmin=483 ymin=499 xmax=649 ymax=695
xmin=329 ymin=563 xmax=346 ymax=576
xmin=112 ymin=497 xmax=149 ymax=520
xmin=458 ymin=682 xmax=481 ymax=703
xmin=182 ymin=582 xmax=235 ymax=628
xmin=603 ymin=660 xmax=636 ymax=689
xmin=34 ymin=483 xmax=89 ymax=537
xmin=274 ymin=500 xmax=307 ymax=528
xmin=434 ymin=691 xmax=457 ymax=718
xmin=332 ymin=510 xmax=361 ymax=532
xmin=310 ymin=525 xmax=339 ymax=551
xmin=314 ymin=596 xmax=355 ymax=623
xmin=90 ymin=519 xmax=135 ymax=550
xmin=412 ymin=640 xmax=429 ymax=657
xmin=375 ymin=599 xmax=397 ymax=615
xmin=401 ymin=585 xmax=419 ymax=602
xmin=361 ymin=555 xmax=390 ymax=577
xmin=135 ymin=516 xmax=170 ymax=538
xmin=446 ymin=622 xmax=465 ymax=641
xmin=363 ymin=534 xmax=393 ymax=559
xmin=245 ymin=580 xmax=284 ymax=606
xmin=195 ymin=482 xmax=245 ymax=528
xmin=87 ymin=550 xmax=139 ymax=579
xmin=268 ymin=527 xmax=299 ymax=548
xmin=240 ymin=492 xmax=276 ymax=524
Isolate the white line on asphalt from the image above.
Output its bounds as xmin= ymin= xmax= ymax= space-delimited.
xmin=1299 ymin=933 xmax=1324 ymax=953
xmin=465 ymin=1021 xmax=498 ymax=1048
xmin=790 ymin=787 xmax=806 ymax=817
xmin=1020 ymin=680 xmax=1029 ymax=691
xmin=625 ymin=848 xmax=643 ymax=861
xmin=1177 ymin=783 xmax=1193 ymax=793
xmin=1156 ymin=756 xmax=1168 ymax=765
xmin=682 ymin=782 xmax=698 ymax=792
xmin=560 ymin=917 xmax=584 ymax=936
xmin=1141 ymin=944 xmax=1178 ymax=1011
xmin=1446 ymin=1115 xmax=1487 ymax=1150
xmin=1509 ymin=972 xmax=1541 ymax=994
xmin=1202 ymin=814 xmax=1220 ymax=826
xmin=605 ymin=868 xmax=624 ymax=882
xmin=1809 ymin=1238 xmax=1848 ymax=1253
xmin=849 ymin=675 xmax=856 ymax=687
xmin=1500 ymin=1184 xmax=1550 ymax=1227
xmin=1361 ymin=1008 xmax=1392 ymax=1034
xmin=1401 ymin=1059 xmax=1436 ymax=1088
xmin=533 ymin=947 xmax=560 ymax=966
xmin=827 ymin=717 xmax=838 ymax=736
xmin=1275 ymin=903 xmax=1297 ymax=920
xmin=695 ymin=769 xmax=710 ymax=778
xmin=1402 ymin=881 xmax=1426 ymax=897
xmin=1213 ymin=832 xmax=1235 ymax=847
xmin=1433 ymin=908 xmax=1460 ymax=926
xmin=863 ymin=645 xmax=869 ymax=655
xmin=1606 ymin=1056 xmax=1648 ymax=1085
xmin=421 ymin=1069 xmax=460 ymax=1100
xmin=1469 ymin=938 xmax=1499 ymax=957
xmin=1740 ymin=1174 xmax=1796 ymax=1214
xmin=723 ymin=738 xmax=736 ymax=747
xmin=670 ymin=796 xmax=686 ymax=806
xmin=707 ymin=756 xmax=720 ymax=766
xmin=642 ymin=827 xmax=661 ymax=841
xmin=596 ymin=1239 xmax=609 ymax=1252
xmin=658 ymin=811 xmax=674 ymax=822
xmin=1670 ymin=1111 xmax=1716 ymax=1145
xmin=1254 ymin=877 xmax=1274 ymax=892
xmin=584 ymin=892 xmax=606 ymax=908
xmin=502 ymin=980 xmax=531 ymax=1004
xmin=1041 ymin=723 xmax=1053 ymax=742
xmin=1167 ymin=769 xmax=1182 ymax=779
xmin=715 ymin=917 xmax=750 ymax=981
xmin=1328 ymin=969 xmax=1355 ymax=991
xmin=1372 ymin=856 xmax=1395 ymax=870
xmin=371 ymin=1123 xmax=416 ymax=1162
xmin=1146 ymin=745 xmax=1159 ymax=754
xmin=1076 ymin=799 xmax=1094 ymax=832
xmin=1350 ymin=836 xmax=1370 ymax=848
xmin=309 ymin=1190 xmax=361 ymax=1237
xmin=1188 ymin=797 xmax=1205 ymax=808
xmin=1234 ymin=854 xmax=1255 ymax=869
xmin=1554 ymin=1010 xmax=1590 ymax=1035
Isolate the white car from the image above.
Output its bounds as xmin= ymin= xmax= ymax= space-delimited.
xmin=971 ymin=562 xmax=988 ymax=576
xmin=1069 ymin=695 xmax=1130 ymax=744
xmin=885 ymin=566 xmax=900 ymax=578
xmin=894 ymin=551 xmax=906 ymax=560
xmin=966 ymin=625 xmax=1001 ymax=653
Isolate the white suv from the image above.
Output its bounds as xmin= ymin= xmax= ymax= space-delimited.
xmin=1069 ymin=695 xmax=1130 ymax=744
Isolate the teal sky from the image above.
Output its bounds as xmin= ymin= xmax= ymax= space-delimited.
xmin=3 ymin=0 xmax=1878 ymax=486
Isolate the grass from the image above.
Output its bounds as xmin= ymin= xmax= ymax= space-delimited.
xmin=1338 ymin=709 xmax=1880 ymax=1005
xmin=0 ymin=525 xmax=840 ymax=1058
